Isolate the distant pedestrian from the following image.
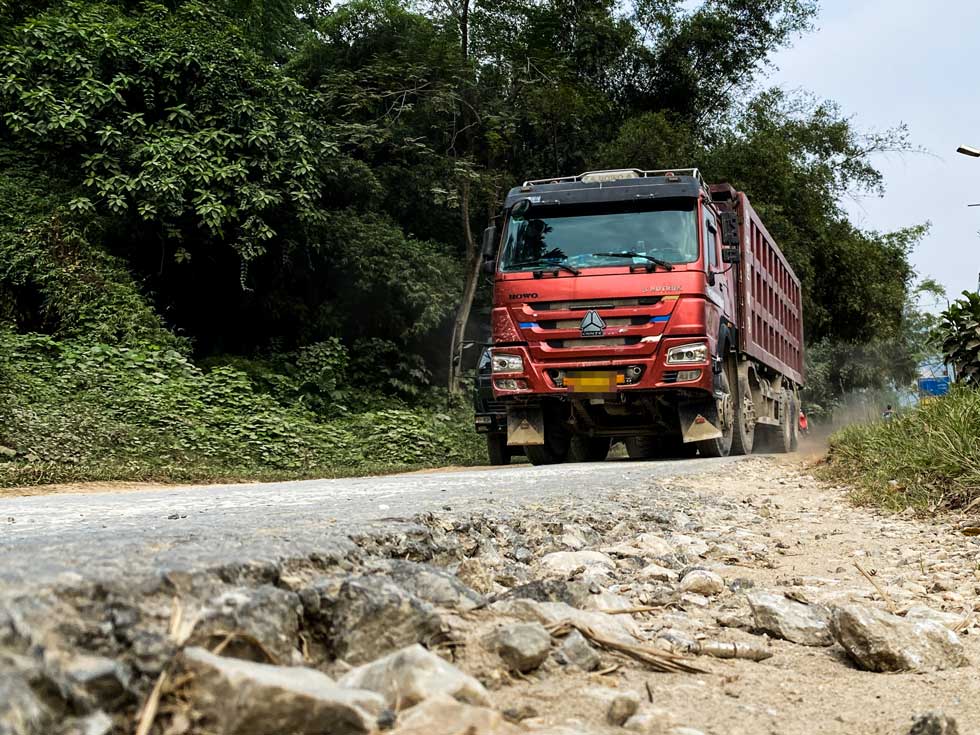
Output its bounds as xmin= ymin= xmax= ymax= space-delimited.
xmin=798 ymin=410 xmax=809 ymax=436
xmin=882 ymin=404 xmax=894 ymax=421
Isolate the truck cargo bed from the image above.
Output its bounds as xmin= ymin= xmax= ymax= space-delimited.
xmin=733 ymin=192 xmax=804 ymax=385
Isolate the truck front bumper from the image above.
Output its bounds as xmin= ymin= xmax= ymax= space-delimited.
xmin=488 ymin=337 xmax=715 ymax=399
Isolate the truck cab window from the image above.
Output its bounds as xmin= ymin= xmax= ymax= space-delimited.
xmin=704 ymin=212 xmax=718 ymax=270
xmin=500 ymin=201 xmax=698 ymax=272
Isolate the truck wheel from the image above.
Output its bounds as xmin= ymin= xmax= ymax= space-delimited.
xmin=568 ymin=436 xmax=611 ymax=462
xmin=789 ymin=396 xmax=799 ymax=452
xmin=768 ymin=392 xmax=793 ymax=453
xmin=625 ymin=436 xmax=656 ymax=459
xmin=697 ymin=365 xmax=735 ymax=458
xmin=730 ymin=371 xmax=756 ymax=456
xmin=524 ymin=415 xmax=571 ymax=466
xmin=487 ymin=434 xmax=510 ymax=466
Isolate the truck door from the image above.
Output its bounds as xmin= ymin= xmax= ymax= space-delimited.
xmin=704 ymin=213 xmax=735 ymax=324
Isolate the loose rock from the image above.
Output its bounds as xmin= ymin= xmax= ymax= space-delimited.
xmin=390 ymin=694 xmax=516 ymax=735
xmin=538 ymin=551 xmax=615 ymax=578
xmin=746 ymin=591 xmax=833 ymax=647
xmin=181 ymin=646 xmax=386 ymax=735
xmin=907 ymin=711 xmax=959 ymax=735
xmin=0 ymin=672 xmax=50 ymax=735
xmin=375 ymin=560 xmax=486 ymax=611
xmin=830 ymin=603 xmax=969 ymax=672
xmin=191 ymin=586 xmax=302 ymax=663
xmin=491 ymin=622 xmax=552 ymax=673
xmin=679 ymin=570 xmax=724 ymax=596
xmin=338 ymin=643 xmax=491 ymax=711
xmin=556 ymin=629 xmax=600 ymax=671
xmin=331 ymin=577 xmax=445 ymax=664
xmin=607 ymin=692 xmax=641 ymax=726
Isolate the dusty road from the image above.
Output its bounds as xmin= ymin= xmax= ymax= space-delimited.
xmin=0 ymin=457 xmax=738 ymax=588
xmin=1 ymin=456 xmax=977 ymax=735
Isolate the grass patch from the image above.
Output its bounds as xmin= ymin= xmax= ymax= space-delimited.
xmin=0 ymin=332 xmax=487 ymax=487
xmin=824 ymin=387 xmax=980 ymax=512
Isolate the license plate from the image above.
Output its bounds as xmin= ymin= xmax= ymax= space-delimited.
xmin=564 ymin=371 xmax=623 ymax=392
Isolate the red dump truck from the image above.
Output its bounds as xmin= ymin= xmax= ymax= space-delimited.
xmin=476 ymin=168 xmax=804 ymax=465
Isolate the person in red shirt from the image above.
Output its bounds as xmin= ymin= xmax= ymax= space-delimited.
xmin=798 ymin=410 xmax=809 ymax=435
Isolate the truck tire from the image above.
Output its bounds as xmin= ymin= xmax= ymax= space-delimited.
xmin=524 ymin=414 xmax=571 ymax=466
xmin=568 ymin=436 xmax=611 ymax=463
xmin=768 ymin=393 xmax=793 ymax=454
xmin=789 ymin=396 xmax=799 ymax=452
xmin=487 ymin=434 xmax=510 ymax=466
xmin=625 ymin=435 xmax=656 ymax=460
xmin=730 ymin=371 xmax=756 ymax=456
xmin=698 ymin=364 xmax=735 ymax=458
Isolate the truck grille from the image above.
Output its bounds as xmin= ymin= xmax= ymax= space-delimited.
xmin=537 ymin=315 xmax=651 ymax=330
xmin=530 ymin=296 xmax=661 ymax=311
xmin=546 ymin=337 xmax=642 ymax=348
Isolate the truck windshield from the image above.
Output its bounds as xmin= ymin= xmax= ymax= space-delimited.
xmin=499 ymin=201 xmax=698 ymax=273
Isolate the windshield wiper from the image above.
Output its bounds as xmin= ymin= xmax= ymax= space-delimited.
xmin=509 ymin=258 xmax=581 ymax=275
xmin=591 ymin=251 xmax=674 ymax=271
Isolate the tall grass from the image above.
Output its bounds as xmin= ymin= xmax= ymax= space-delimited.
xmin=825 ymin=387 xmax=980 ymax=512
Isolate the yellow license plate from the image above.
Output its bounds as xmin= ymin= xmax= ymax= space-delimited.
xmin=564 ymin=371 xmax=624 ymax=392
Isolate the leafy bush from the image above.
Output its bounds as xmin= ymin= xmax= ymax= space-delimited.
xmin=938 ymin=291 xmax=980 ymax=385
xmin=825 ymin=388 xmax=980 ymax=512
xmin=0 ymin=332 xmax=484 ymax=486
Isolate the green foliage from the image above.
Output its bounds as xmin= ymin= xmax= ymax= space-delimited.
xmin=0 ymin=1 xmax=341 ymax=264
xmin=826 ymin=388 xmax=980 ymax=512
xmin=0 ymin=331 xmax=484 ymax=486
xmin=938 ymin=291 xmax=980 ymax=385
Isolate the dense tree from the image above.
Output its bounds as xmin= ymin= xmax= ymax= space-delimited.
xmin=0 ymin=0 xmax=922 ymax=408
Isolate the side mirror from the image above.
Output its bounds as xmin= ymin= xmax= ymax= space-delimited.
xmin=719 ymin=211 xmax=739 ymax=246
xmin=721 ymin=246 xmax=741 ymax=264
xmin=482 ymin=259 xmax=497 ymax=274
xmin=481 ymin=225 xmax=498 ymax=258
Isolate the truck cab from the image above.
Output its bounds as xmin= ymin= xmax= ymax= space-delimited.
xmin=479 ymin=168 xmax=802 ymax=465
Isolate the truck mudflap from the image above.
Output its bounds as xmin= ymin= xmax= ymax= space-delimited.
xmin=506 ymin=405 xmax=545 ymax=446
xmin=678 ymin=398 xmax=723 ymax=443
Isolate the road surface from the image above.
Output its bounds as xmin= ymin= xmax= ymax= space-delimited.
xmin=0 ymin=457 xmax=740 ymax=589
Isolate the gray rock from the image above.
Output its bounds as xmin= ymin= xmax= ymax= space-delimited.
xmin=830 ymin=603 xmax=968 ymax=672
xmin=191 ymin=586 xmax=302 ymax=663
xmin=182 ymin=647 xmax=386 ymax=735
xmin=679 ymin=570 xmax=724 ymax=596
xmin=331 ymin=577 xmax=445 ymax=664
xmin=908 ymin=711 xmax=959 ymax=735
xmin=0 ymin=446 xmax=16 ymax=460
xmin=492 ymin=622 xmax=551 ymax=673
xmin=0 ymin=672 xmax=51 ymax=735
xmin=390 ymin=694 xmax=515 ymax=735
xmin=746 ymin=591 xmax=833 ymax=647
xmin=538 ymin=551 xmax=615 ymax=577
xmin=374 ymin=561 xmax=486 ymax=611
xmin=338 ymin=644 xmax=490 ymax=711
xmin=607 ymin=692 xmax=640 ymax=726
xmin=60 ymin=711 xmax=113 ymax=735
xmin=63 ymin=654 xmax=132 ymax=709
xmin=557 ymin=630 xmax=600 ymax=671
xmin=904 ymin=606 xmax=966 ymax=629
xmin=498 ymin=579 xmax=590 ymax=607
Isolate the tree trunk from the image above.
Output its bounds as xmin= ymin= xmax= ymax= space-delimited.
xmin=448 ymin=181 xmax=482 ymax=395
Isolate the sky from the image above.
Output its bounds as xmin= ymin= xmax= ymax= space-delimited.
xmin=766 ymin=0 xmax=980 ymax=306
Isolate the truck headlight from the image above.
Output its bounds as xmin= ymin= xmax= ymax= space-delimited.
xmin=491 ymin=353 xmax=524 ymax=373
xmin=666 ymin=343 xmax=707 ymax=364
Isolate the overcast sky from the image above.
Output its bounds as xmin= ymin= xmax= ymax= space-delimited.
xmin=766 ymin=0 xmax=980 ymax=306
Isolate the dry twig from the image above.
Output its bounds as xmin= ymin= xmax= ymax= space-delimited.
xmin=853 ymin=562 xmax=896 ymax=612
xmin=546 ymin=621 xmax=706 ymax=674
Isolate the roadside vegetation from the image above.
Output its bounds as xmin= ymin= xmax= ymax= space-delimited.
xmin=0 ymin=0 xmax=937 ymax=485
xmin=826 ymin=388 xmax=980 ymax=513
xmin=826 ymin=292 xmax=980 ymax=512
